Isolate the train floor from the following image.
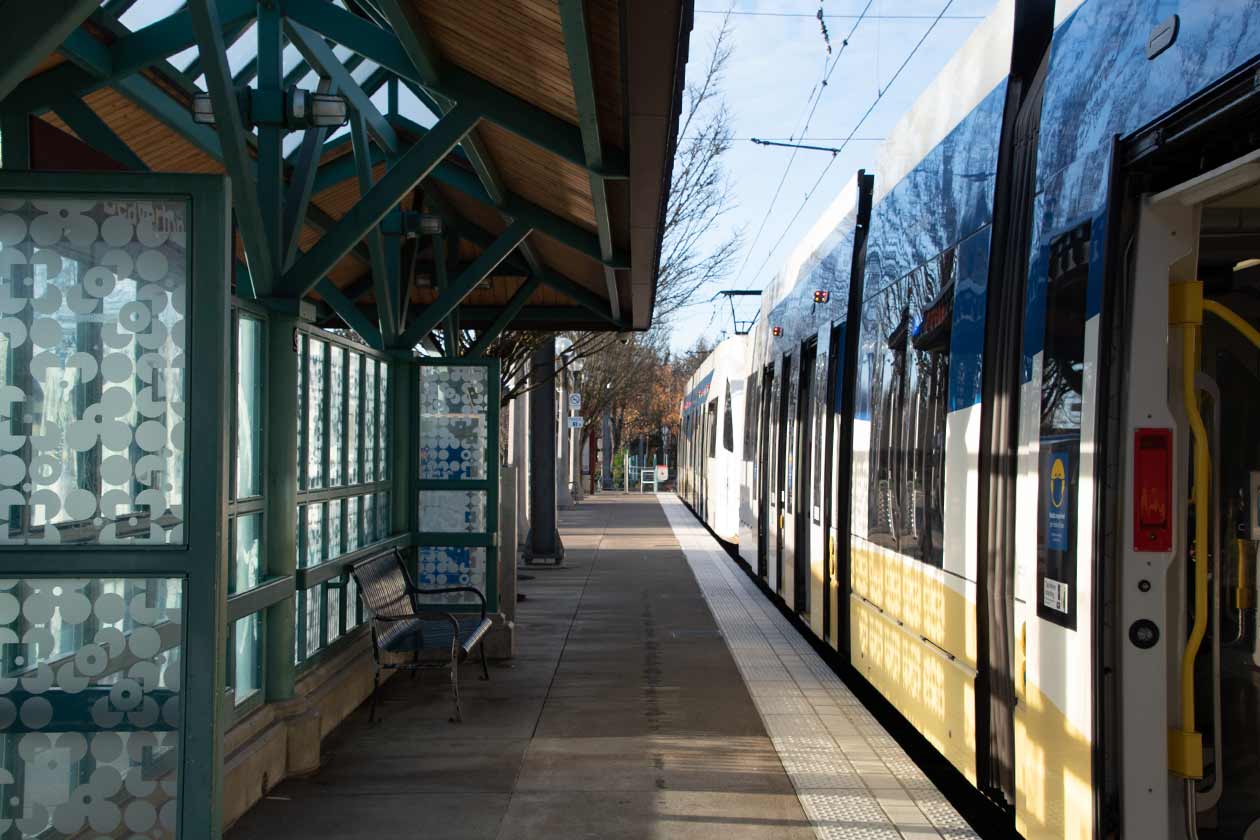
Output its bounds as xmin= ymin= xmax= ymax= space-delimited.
xmin=228 ymin=492 xmax=977 ymax=840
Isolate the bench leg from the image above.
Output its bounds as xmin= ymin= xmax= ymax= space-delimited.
xmin=369 ymin=666 xmax=381 ymax=724
xmin=448 ymin=641 xmax=462 ymax=723
xmin=479 ymin=642 xmax=490 ymax=681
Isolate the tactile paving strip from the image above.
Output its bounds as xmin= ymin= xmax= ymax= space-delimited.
xmin=657 ymin=494 xmax=978 ymax=840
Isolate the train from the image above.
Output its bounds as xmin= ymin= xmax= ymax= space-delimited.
xmin=677 ymin=2 xmax=1260 ymax=838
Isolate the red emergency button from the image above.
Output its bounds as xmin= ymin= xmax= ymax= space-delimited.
xmin=1133 ymin=427 xmax=1172 ymax=552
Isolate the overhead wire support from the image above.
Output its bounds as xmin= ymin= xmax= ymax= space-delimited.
xmin=744 ymin=0 xmax=959 ymax=289
xmin=751 ymin=138 xmax=841 ymax=156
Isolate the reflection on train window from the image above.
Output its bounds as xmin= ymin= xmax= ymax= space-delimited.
xmin=723 ymin=379 xmax=735 ymax=453
xmin=707 ymin=399 xmax=718 ymax=459
xmin=1034 ymin=222 xmax=1090 ymax=630
xmin=812 ymin=346 xmax=828 ymax=517
xmin=743 ymin=373 xmax=758 ymax=463
xmin=863 ymin=250 xmax=954 ymax=567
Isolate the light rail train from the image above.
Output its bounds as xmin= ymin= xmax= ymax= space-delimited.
xmin=678 ymin=2 xmax=1260 ymax=838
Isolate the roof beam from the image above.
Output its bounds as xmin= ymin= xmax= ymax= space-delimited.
xmin=189 ymin=0 xmax=275 ymax=297
xmin=313 ymin=120 xmax=628 ymax=269
xmin=284 ymin=78 xmax=339 ymax=269
xmin=349 ymin=110 xmax=398 ymax=344
xmin=0 ymin=0 xmax=99 ymax=101
xmin=316 ymin=278 xmax=383 ymax=349
xmin=8 ymin=0 xmax=255 ymax=112
xmin=398 ymin=219 xmax=531 ymax=349
xmin=284 ymin=0 xmax=627 ymax=178
xmin=281 ymin=102 xmax=479 ymax=298
xmin=559 ymin=0 xmax=620 ymax=322
xmin=285 ymin=20 xmax=398 ymax=155
xmin=466 ymin=276 xmax=541 ymax=357
xmin=51 ymin=98 xmax=145 ymax=170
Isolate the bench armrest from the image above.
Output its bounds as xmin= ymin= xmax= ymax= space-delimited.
xmin=410 ymin=586 xmax=486 ymax=620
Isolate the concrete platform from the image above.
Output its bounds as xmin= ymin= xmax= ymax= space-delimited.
xmin=227 ymin=493 xmax=975 ymax=840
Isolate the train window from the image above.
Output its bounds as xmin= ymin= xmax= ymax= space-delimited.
xmin=862 ymin=250 xmax=954 ymax=567
xmin=723 ymin=380 xmax=734 ymax=453
xmin=812 ymin=346 xmax=828 ymax=517
xmin=743 ymin=373 xmax=758 ymax=461
xmin=1034 ymin=222 xmax=1090 ymax=631
xmin=707 ymin=399 xmax=718 ymax=459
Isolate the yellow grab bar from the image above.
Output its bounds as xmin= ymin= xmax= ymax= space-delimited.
xmin=1204 ymin=298 xmax=1260 ymax=351
xmin=1169 ymin=281 xmax=1208 ymax=778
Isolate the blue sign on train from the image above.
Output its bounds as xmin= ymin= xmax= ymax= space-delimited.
xmin=1046 ymin=451 xmax=1071 ymax=552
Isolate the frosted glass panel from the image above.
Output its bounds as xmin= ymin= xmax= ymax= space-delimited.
xmin=306 ymin=340 xmax=325 ymax=489
xmin=418 ymin=365 xmax=488 ymax=481
xmin=417 ymin=547 xmax=487 ymax=604
xmin=0 ymin=576 xmax=184 ymax=836
xmin=0 ymin=196 xmax=189 ymax=545
xmin=419 ymin=490 xmax=486 ymax=532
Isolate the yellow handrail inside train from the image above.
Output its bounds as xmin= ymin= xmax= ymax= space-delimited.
xmin=1168 ymin=281 xmax=1208 ymax=779
xmin=1204 ymin=298 xmax=1260 ymax=351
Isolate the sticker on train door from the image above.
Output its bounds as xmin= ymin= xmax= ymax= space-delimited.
xmin=1037 ymin=438 xmax=1078 ymax=630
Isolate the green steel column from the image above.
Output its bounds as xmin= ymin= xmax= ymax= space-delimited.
xmin=1 ymin=111 xmax=30 ymax=169
xmin=264 ymin=313 xmax=301 ymax=700
xmin=390 ymin=357 xmax=415 ymax=537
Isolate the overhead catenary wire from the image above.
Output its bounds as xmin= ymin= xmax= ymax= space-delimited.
xmin=694 ymin=8 xmax=981 ymax=19
xmin=727 ymin=0 xmax=877 ymax=292
xmin=744 ymin=0 xmax=958 ymax=289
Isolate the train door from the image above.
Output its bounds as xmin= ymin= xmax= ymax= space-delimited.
xmin=774 ymin=354 xmax=792 ymax=595
xmin=757 ymin=363 xmax=774 ymax=579
xmin=705 ymin=398 xmax=718 ymax=523
xmin=795 ymin=340 xmax=817 ymax=617
xmin=823 ymin=322 xmax=843 ymax=644
xmin=1108 ymin=148 xmax=1260 ymax=840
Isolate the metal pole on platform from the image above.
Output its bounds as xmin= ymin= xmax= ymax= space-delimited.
xmin=525 ymin=337 xmax=563 ymax=563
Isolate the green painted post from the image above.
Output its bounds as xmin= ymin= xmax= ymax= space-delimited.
xmin=256 ymin=1 xmax=284 ymax=283
xmin=264 ymin=313 xmax=301 ymax=700
xmin=389 ymin=357 xmax=415 ymax=537
xmin=0 ymin=111 xmax=30 ymax=169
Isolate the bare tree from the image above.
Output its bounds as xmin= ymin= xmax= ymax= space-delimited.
xmin=656 ymin=14 xmax=742 ymax=319
xmin=476 ymin=15 xmax=741 ymax=406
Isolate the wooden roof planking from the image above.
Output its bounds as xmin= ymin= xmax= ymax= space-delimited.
xmin=18 ymin=0 xmax=693 ymax=336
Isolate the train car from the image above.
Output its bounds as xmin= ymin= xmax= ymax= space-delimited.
xmin=679 ymin=334 xmax=746 ymax=543
xmin=679 ymin=1 xmax=1260 ymax=838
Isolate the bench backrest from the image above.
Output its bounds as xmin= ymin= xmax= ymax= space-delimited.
xmin=351 ymin=551 xmax=412 ymax=623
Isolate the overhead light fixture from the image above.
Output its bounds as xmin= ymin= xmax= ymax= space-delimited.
xmin=1234 ymin=258 xmax=1260 ymax=272
xmin=192 ymin=93 xmax=216 ymax=125
xmin=417 ymin=214 xmax=443 ymax=236
xmin=191 ymin=88 xmax=349 ymax=129
xmin=289 ymin=90 xmax=349 ymax=128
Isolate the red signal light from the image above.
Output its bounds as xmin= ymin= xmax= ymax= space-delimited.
xmin=772 ymin=326 xmax=783 ymax=337
xmin=813 ymin=290 xmax=830 ymax=304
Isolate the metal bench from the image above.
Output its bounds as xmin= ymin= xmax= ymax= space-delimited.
xmin=350 ymin=548 xmax=493 ymax=723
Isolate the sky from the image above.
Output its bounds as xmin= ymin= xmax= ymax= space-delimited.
xmin=665 ymin=0 xmax=998 ymax=354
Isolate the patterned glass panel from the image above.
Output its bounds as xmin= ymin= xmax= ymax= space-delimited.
xmin=328 ymin=345 xmax=343 ymax=487
xmin=345 ymin=496 xmax=359 ymax=553
xmin=363 ymin=361 xmax=376 ymax=483
xmin=235 ymin=315 xmax=263 ymax=498
xmin=233 ymin=612 xmax=260 ymax=703
xmin=302 ymin=502 xmax=323 ymax=568
xmin=346 ymin=352 xmax=359 ymax=485
xmin=303 ymin=588 xmax=320 ymax=657
xmin=377 ymin=364 xmax=389 ymax=481
xmin=417 ymin=547 xmax=486 ymax=603
xmin=418 ymin=491 xmax=486 ymax=532
xmin=375 ymin=490 xmax=389 ymax=541
xmin=306 ymin=340 xmax=325 ymax=489
xmin=231 ymin=512 xmax=262 ymax=594
xmin=362 ymin=493 xmax=375 ymax=544
xmin=0 ymin=197 xmax=189 ymax=545
xmin=327 ymin=498 xmax=342 ymax=559
xmin=325 ymin=583 xmax=341 ymax=644
xmin=0 ymin=576 xmax=183 ymax=837
xmin=418 ymin=365 xmax=488 ymax=481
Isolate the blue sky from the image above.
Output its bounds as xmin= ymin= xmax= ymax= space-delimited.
xmin=666 ymin=0 xmax=998 ymax=353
